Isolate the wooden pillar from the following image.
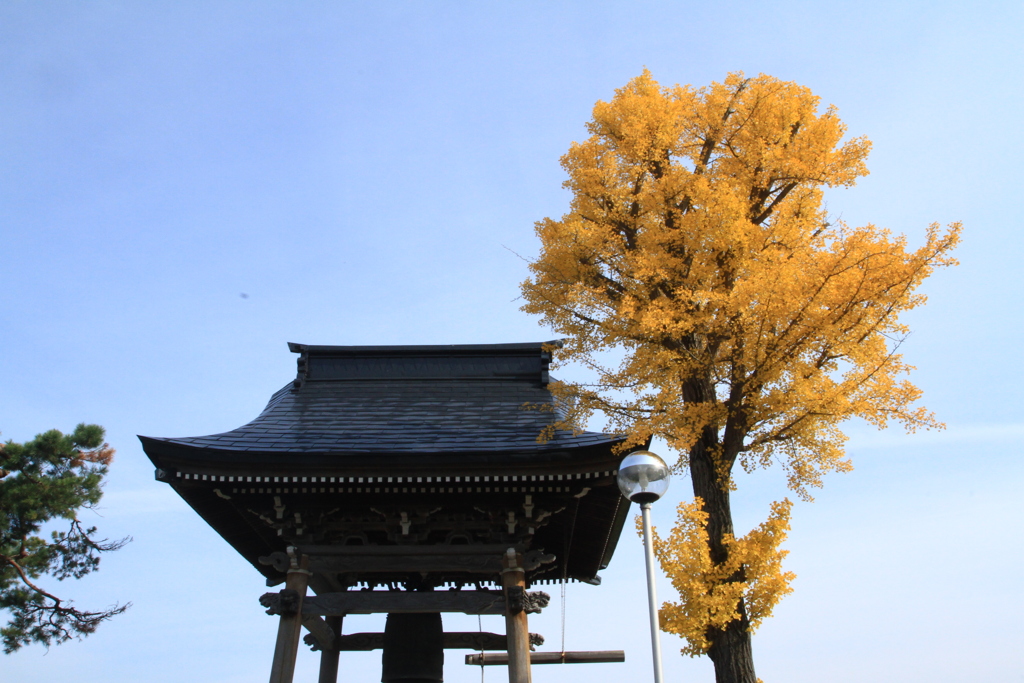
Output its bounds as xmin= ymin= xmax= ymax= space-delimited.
xmin=269 ymin=549 xmax=311 ymax=683
xmin=317 ymin=615 xmax=343 ymax=683
xmin=501 ymin=548 xmax=532 ymax=683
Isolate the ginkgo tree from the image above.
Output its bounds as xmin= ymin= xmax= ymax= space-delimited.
xmin=520 ymin=70 xmax=960 ymax=683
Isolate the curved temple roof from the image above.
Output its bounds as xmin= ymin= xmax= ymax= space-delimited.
xmin=142 ymin=340 xmax=622 ymax=469
xmin=139 ymin=341 xmax=633 ymax=586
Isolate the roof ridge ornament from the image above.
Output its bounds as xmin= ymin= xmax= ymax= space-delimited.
xmin=288 ymin=340 xmax=562 ymax=387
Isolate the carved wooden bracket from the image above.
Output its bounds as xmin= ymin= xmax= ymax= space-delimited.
xmin=259 ymin=588 xmax=301 ymax=616
xmin=505 ymin=586 xmax=550 ymax=614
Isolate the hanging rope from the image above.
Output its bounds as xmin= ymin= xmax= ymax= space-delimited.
xmin=477 ymin=613 xmax=485 ymax=683
xmin=560 ymin=496 xmax=581 ymax=657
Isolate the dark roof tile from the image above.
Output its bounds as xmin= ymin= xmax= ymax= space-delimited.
xmin=144 ymin=341 xmax=622 ymax=456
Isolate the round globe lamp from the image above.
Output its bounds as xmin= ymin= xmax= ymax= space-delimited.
xmin=616 ymin=450 xmax=671 ymax=504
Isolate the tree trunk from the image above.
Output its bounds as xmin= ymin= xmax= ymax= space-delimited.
xmin=707 ymin=615 xmax=757 ymax=683
xmin=686 ymin=378 xmax=758 ymax=683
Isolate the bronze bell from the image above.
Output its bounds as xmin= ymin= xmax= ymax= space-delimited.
xmin=381 ymin=612 xmax=444 ymax=683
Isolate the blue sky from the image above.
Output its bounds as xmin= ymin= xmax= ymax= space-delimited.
xmin=2 ymin=2 xmax=1022 ymax=681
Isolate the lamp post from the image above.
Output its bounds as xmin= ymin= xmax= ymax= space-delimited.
xmin=617 ymin=450 xmax=671 ymax=683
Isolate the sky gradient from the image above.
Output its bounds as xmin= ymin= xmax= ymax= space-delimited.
xmin=2 ymin=2 xmax=1022 ymax=681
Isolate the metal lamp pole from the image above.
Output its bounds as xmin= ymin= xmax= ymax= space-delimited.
xmin=640 ymin=501 xmax=665 ymax=683
xmin=617 ymin=450 xmax=671 ymax=683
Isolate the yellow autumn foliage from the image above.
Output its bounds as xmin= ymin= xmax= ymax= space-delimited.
xmin=520 ymin=70 xmax=959 ymax=675
xmin=523 ymin=71 xmax=960 ymax=496
xmin=651 ymin=498 xmax=795 ymax=656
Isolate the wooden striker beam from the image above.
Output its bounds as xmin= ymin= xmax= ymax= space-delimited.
xmin=466 ymin=651 xmax=626 ymax=666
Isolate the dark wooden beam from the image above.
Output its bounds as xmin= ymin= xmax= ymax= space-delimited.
xmin=312 ymin=554 xmax=502 ymax=575
xmin=260 ymin=545 xmax=556 ymax=576
xmin=298 ymin=544 xmax=521 ymax=556
xmin=301 ymin=614 xmax=336 ymax=651
xmin=465 ymin=651 xmax=625 ymax=666
xmin=326 ymin=631 xmax=541 ymax=651
xmin=302 ymin=590 xmax=515 ymax=616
